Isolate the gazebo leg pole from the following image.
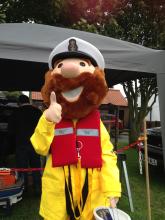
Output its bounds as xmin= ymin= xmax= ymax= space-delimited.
xmin=144 ymin=118 xmax=152 ymax=220
xmin=114 ymin=106 xmax=119 ymax=151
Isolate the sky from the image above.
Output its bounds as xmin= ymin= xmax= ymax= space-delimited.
xmin=114 ymin=84 xmax=126 ymax=97
xmin=22 ymin=91 xmax=29 ymax=96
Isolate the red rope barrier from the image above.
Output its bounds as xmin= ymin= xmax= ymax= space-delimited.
xmin=0 ymin=167 xmax=44 ymax=173
xmin=116 ymin=140 xmax=142 ymax=153
xmin=0 ymin=139 xmax=144 ymax=173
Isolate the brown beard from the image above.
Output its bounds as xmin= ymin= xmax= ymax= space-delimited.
xmin=41 ymin=67 xmax=108 ymax=119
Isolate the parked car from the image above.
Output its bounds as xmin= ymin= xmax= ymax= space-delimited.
xmin=141 ymin=127 xmax=163 ymax=167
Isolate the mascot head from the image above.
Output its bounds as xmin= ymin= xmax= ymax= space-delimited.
xmin=41 ymin=37 xmax=108 ymax=119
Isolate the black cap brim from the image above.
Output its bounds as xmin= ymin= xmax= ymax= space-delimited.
xmin=51 ymin=51 xmax=98 ymax=68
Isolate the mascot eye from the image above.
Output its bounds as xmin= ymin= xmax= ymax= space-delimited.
xmin=79 ymin=62 xmax=86 ymax=67
xmin=57 ymin=63 xmax=63 ymax=68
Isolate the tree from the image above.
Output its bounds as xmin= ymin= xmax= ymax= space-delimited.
xmin=0 ymin=0 xmax=65 ymax=25
xmin=96 ymin=0 xmax=163 ymax=142
xmin=113 ymin=1 xmax=163 ymax=142
xmin=123 ymin=77 xmax=158 ymax=143
xmin=114 ymin=0 xmax=165 ymax=49
xmin=72 ymin=1 xmax=161 ymax=143
xmin=0 ymin=1 xmax=7 ymax=22
xmin=60 ymin=0 xmax=128 ymax=26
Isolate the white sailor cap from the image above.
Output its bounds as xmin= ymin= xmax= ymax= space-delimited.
xmin=48 ymin=37 xmax=105 ymax=69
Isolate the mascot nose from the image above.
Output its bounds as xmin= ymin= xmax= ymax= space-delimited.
xmin=61 ymin=62 xmax=80 ymax=78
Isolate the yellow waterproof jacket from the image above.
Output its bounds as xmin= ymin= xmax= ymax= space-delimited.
xmin=31 ymin=114 xmax=121 ymax=220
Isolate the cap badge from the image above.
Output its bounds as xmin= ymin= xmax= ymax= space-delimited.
xmin=68 ymin=39 xmax=78 ymax=52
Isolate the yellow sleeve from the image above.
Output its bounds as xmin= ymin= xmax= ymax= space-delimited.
xmin=30 ymin=113 xmax=55 ymax=156
xmin=100 ymin=120 xmax=121 ymax=198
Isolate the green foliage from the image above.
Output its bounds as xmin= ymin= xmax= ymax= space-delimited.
xmin=60 ymin=0 xmax=128 ymax=26
xmin=111 ymin=0 xmax=165 ymax=49
xmin=72 ymin=18 xmax=98 ymax=34
xmin=100 ymin=17 xmax=124 ymax=38
xmin=0 ymin=0 xmax=65 ymax=25
xmin=0 ymin=1 xmax=7 ymax=22
xmin=98 ymin=0 xmax=162 ymax=143
xmin=2 ymin=91 xmax=22 ymax=99
xmin=0 ymin=12 xmax=6 ymax=23
xmin=68 ymin=0 xmax=165 ymax=49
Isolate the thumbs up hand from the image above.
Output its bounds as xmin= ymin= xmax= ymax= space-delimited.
xmin=44 ymin=91 xmax=62 ymax=123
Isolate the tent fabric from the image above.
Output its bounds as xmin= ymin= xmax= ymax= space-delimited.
xmin=157 ymin=74 xmax=165 ymax=170
xmin=0 ymin=23 xmax=165 ymax=168
xmin=0 ymin=23 xmax=165 ymax=74
xmin=0 ymin=23 xmax=164 ymax=91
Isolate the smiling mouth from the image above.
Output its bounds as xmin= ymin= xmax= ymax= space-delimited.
xmin=61 ymin=86 xmax=83 ymax=102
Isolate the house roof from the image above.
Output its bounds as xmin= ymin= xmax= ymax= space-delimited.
xmin=31 ymin=91 xmax=43 ymax=100
xmin=102 ymin=88 xmax=128 ymax=106
xmin=32 ymin=88 xmax=128 ymax=106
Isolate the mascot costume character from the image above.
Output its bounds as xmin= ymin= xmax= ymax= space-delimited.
xmin=31 ymin=37 xmax=121 ymax=220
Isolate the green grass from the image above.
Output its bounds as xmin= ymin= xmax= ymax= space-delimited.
xmin=116 ymin=141 xmax=165 ymax=220
xmin=1 ymin=140 xmax=165 ymax=220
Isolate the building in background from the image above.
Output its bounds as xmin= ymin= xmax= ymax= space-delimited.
xmin=146 ymin=96 xmax=160 ymax=128
xmin=100 ymin=88 xmax=129 ymax=129
xmin=30 ymin=92 xmax=44 ymax=111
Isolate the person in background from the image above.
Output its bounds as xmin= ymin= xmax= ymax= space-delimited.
xmin=8 ymin=94 xmax=42 ymax=195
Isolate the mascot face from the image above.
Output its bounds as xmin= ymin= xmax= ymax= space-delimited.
xmin=41 ymin=58 xmax=108 ymax=119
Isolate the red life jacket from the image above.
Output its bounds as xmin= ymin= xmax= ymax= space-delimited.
xmin=51 ymin=110 xmax=102 ymax=168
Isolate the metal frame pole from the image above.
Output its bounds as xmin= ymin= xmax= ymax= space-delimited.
xmin=122 ymin=160 xmax=134 ymax=212
xmin=144 ymin=119 xmax=152 ymax=220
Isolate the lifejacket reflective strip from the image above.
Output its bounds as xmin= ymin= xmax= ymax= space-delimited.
xmin=55 ymin=128 xmax=99 ymax=137
xmin=55 ymin=127 xmax=74 ymax=136
xmin=77 ymin=129 xmax=99 ymax=137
